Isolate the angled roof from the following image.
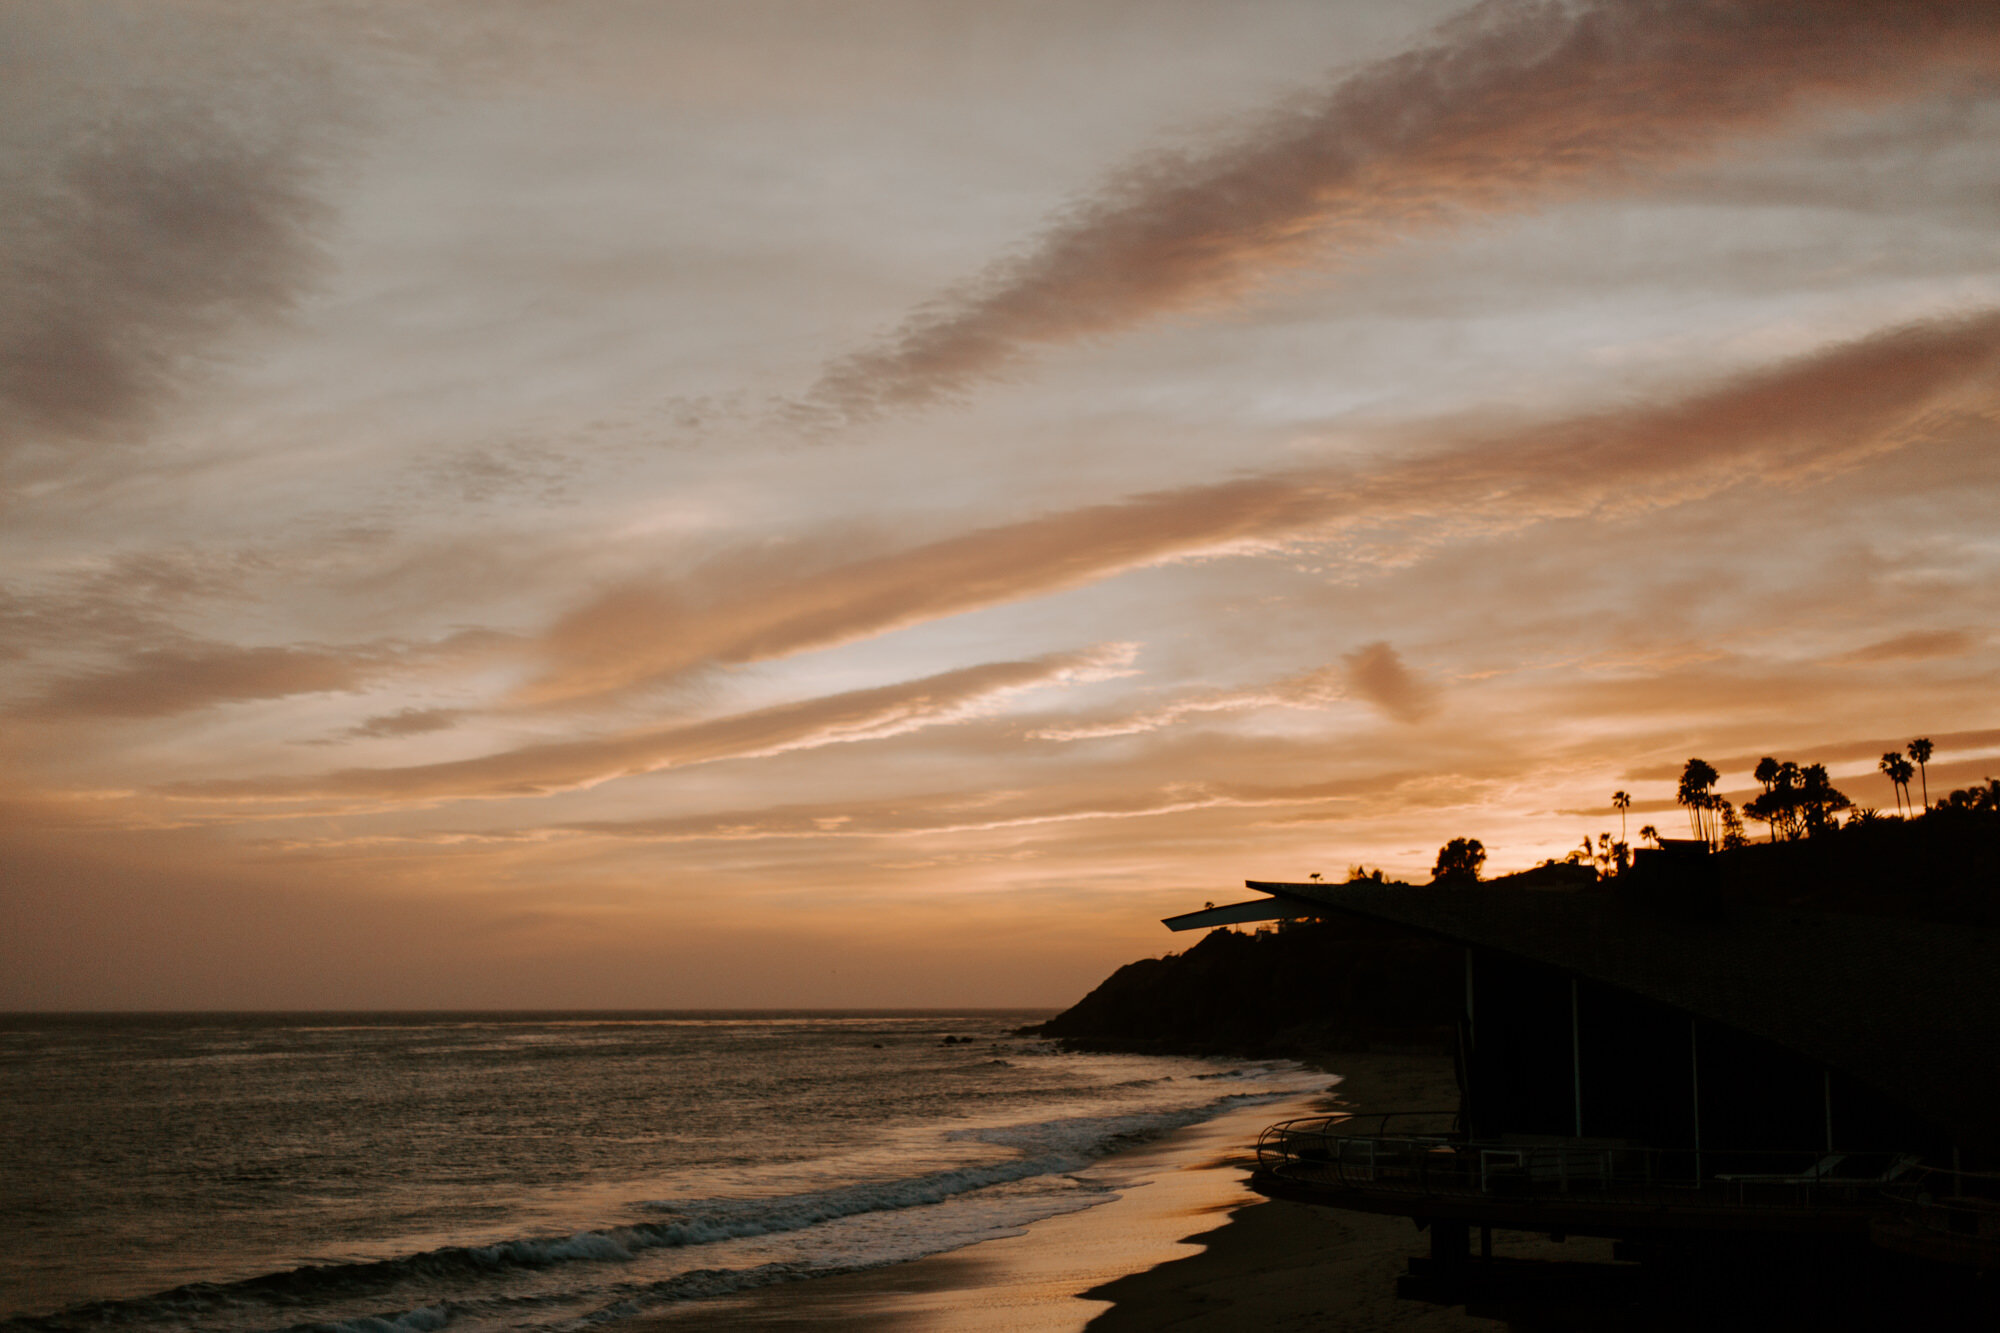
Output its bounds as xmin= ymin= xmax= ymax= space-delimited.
xmin=1213 ymin=880 xmax=2000 ymax=1145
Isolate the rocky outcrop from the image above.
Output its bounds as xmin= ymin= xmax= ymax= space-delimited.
xmin=1031 ymin=913 xmax=1457 ymax=1056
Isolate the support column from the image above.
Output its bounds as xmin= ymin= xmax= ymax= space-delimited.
xmin=1690 ymin=1017 xmax=1703 ymax=1180
xmin=1403 ymin=1220 xmax=1473 ymax=1303
xmin=1464 ymin=948 xmax=1475 ymax=1037
xmin=1431 ymin=1220 xmax=1470 ymax=1275
xmin=1571 ymin=977 xmax=1583 ymax=1138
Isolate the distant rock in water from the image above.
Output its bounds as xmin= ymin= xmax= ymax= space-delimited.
xmin=1030 ymin=912 xmax=1458 ymax=1057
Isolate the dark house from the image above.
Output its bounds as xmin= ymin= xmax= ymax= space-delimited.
xmin=1165 ymin=857 xmax=2000 ymax=1300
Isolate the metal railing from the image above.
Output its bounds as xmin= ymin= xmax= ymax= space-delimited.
xmin=1875 ymin=1166 xmax=2000 ymax=1249
xmin=1257 ymin=1113 xmax=1931 ymax=1214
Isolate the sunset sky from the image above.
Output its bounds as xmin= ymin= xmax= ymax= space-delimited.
xmin=5 ymin=0 xmax=1999 ymax=1010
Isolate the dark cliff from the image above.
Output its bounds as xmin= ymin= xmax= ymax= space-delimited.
xmin=1032 ymin=913 xmax=1459 ymax=1056
xmin=1033 ymin=804 xmax=1999 ymax=1057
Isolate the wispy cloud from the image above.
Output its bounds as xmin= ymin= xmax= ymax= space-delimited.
xmin=1341 ymin=641 xmax=1439 ymax=724
xmin=255 ymin=769 xmax=1378 ymax=854
xmin=0 ymin=6 xmax=352 ymax=463
xmin=176 ymin=646 xmax=1133 ymax=804
xmin=27 ymin=643 xmax=384 ymax=719
xmin=801 ymin=0 xmax=2000 ymax=421
xmin=528 ymin=308 xmax=2000 ymax=706
xmin=513 ymin=479 xmax=1318 ymax=708
xmin=16 ymin=626 xmax=509 ymax=722
xmin=1837 ymin=628 xmax=1980 ymax=663
xmin=344 ymin=707 xmax=467 ymax=739
xmin=1028 ymin=665 xmax=1347 ymax=741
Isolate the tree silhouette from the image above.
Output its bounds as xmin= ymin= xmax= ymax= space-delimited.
xmin=1908 ymin=738 xmax=1934 ymax=811
xmin=1638 ymin=824 xmax=1659 ymax=847
xmin=1880 ymin=752 xmax=1914 ymax=816
xmin=1797 ymin=764 xmax=1851 ymax=835
xmin=1937 ymin=778 xmax=2000 ymax=814
xmin=1753 ymin=756 xmax=1780 ymax=787
xmin=1581 ymin=832 xmax=1630 ymax=877
xmin=1744 ymin=756 xmax=1849 ymax=840
xmin=1612 ymin=790 xmax=1631 ymax=846
xmin=1716 ymin=800 xmax=1746 ymax=850
xmin=1431 ymin=838 xmax=1486 ymax=885
xmin=1677 ymin=759 xmax=1719 ymax=844
xmin=1747 ymin=757 xmax=1803 ymax=841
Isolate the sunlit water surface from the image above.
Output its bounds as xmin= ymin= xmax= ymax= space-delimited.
xmin=0 ymin=1012 xmax=1323 ymax=1332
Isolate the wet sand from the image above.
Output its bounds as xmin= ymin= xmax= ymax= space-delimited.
xmin=633 ymin=1090 xmax=1320 ymax=1330
xmin=1084 ymin=1052 xmax=1612 ymax=1331
xmin=628 ymin=1051 xmax=1612 ymax=1330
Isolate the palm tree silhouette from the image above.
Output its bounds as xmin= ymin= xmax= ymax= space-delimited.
xmin=1612 ymin=790 xmax=1631 ymax=846
xmin=1677 ymin=759 xmax=1719 ymax=844
xmin=1879 ymin=752 xmax=1914 ymax=816
xmin=1907 ymin=738 xmax=1934 ymax=811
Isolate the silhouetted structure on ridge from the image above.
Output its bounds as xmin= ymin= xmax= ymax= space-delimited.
xmin=1164 ymin=824 xmax=2000 ymax=1313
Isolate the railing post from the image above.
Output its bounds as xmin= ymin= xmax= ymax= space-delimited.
xmin=1690 ymin=1017 xmax=1703 ymax=1183
xmin=1571 ymin=976 xmax=1584 ymax=1139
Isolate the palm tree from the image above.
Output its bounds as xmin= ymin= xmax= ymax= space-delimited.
xmin=1677 ymin=759 xmax=1720 ymax=844
xmin=1612 ymin=790 xmax=1631 ymax=846
xmin=1879 ymin=752 xmax=1914 ymax=816
xmin=1908 ymin=738 xmax=1934 ymax=811
xmin=1638 ymin=824 xmax=1659 ymax=848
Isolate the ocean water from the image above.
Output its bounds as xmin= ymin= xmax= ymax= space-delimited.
xmin=0 ymin=1012 xmax=1325 ymax=1332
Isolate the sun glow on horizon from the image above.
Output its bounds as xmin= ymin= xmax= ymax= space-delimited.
xmin=4 ymin=0 xmax=1998 ymax=1009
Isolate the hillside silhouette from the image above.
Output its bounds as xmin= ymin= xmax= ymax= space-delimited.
xmin=1034 ymin=791 xmax=1999 ymax=1055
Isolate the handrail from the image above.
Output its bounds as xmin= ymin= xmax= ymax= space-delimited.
xmin=1877 ymin=1165 xmax=2000 ymax=1237
xmin=1256 ymin=1113 xmax=1937 ymax=1213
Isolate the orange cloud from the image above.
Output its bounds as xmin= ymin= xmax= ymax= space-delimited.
xmin=344 ymin=707 xmax=467 ymax=739
xmin=176 ymin=646 xmax=1132 ymax=804
xmin=1 ymin=8 xmax=345 ymax=462
xmin=1837 ymin=629 xmax=1979 ymax=663
xmin=1027 ymin=665 xmax=1348 ymax=741
xmin=802 ymin=0 xmax=2000 ymax=421
xmin=27 ymin=643 xmax=383 ymax=718
xmin=514 ymin=479 xmax=1323 ymax=707
xmin=253 ymin=763 xmax=1389 ymax=855
xmin=526 ymin=308 xmax=2000 ymax=706
xmin=1341 ymin=641 xmax=1440 ymax=724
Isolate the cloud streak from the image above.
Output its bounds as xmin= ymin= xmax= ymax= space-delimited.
xmin=1837 ymin=629 xmax=1980 ymax=664
xmin=1342 ymin=641 xmax=1440 ymax=723
xmin=255 ymin=768 xmax=1381 ymax=855
xmin=27 ymin=643 xmax=384 ymax=719
xmin=801 ymin=0 xmax=2000 ymax=421
xmin=1028 ymin=665 xmax=1348 ymax=741
xmin=0 ymin=5 xmax=348 ymax=463
xmin=530 ymin=308 xmax=2000 ymax=706
xmin=178 ymin=646 xmax=1132 ymax=804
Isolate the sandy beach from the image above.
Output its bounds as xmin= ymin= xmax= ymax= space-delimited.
xmin=631 ymin=1052 xmax=1613 ymax=1330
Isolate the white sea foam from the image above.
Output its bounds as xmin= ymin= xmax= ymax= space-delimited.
xmin=307 ymin=1304 xmax=454 ymax=1333
xmin=3 ymin=1016 xmax=1325 ymax=1333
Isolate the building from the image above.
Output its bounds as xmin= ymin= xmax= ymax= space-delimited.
xmin=1164 ymin=855 xmax=2000 ymax=1302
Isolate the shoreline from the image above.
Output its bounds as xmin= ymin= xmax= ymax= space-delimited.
xmin=628 ymin=1083 xmax=1328 ymax=1331
xmin=1084 ymin=1051 xmax=1615 ymax=1330
xmin=621 ymin=1050 xmax=1614 ymax=1331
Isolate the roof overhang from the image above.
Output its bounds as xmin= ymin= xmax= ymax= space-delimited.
xmin=1162 ymin=885 xmax=1332 ymax=931
xmin=1170 ymin=879 xmax=2000 ymax=1146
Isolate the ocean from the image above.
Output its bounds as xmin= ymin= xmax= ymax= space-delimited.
xmin=0 ymin=1012 xmax=1326 ymax=1332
